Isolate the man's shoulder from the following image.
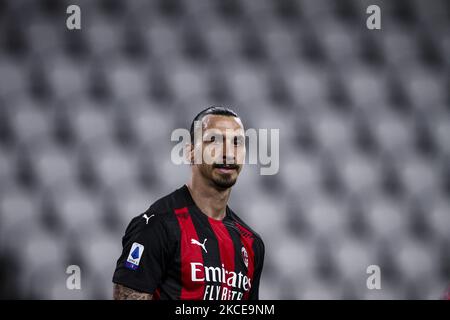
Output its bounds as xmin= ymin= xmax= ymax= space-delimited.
xmin=149 ymin=185 xmax=191 ymax=213
xmin=228 ymin=208 xmax=264 ymax=247
xmin=126 ymin=186 xmax=189 ymax=232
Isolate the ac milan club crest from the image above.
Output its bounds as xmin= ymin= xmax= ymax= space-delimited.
xmin=444 ymin=285 xmax=450 ymax=300
xmin=241 ymin=246 xmax=249 ymax=268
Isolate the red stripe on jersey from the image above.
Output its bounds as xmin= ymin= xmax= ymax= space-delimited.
xmin=175 ymin=207 xmax=205 ymax=299
xmin=208 ymin=218 xmax=235 ymax=300
xmin=235 ymin=222 xmax=255 ymax=300
xmin=153 ymin=287 xmax=161 ymax=300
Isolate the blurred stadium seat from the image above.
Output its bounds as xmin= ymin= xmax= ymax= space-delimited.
xmin=0 ymin=0 xmax=448 ymax=299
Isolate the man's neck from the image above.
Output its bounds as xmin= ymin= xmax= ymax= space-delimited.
xmin=186 ymin=178 xmax=231 ymax=221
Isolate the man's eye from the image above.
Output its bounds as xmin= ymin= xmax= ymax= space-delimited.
xmin=210 ymin=136 xmax=215 ymax=142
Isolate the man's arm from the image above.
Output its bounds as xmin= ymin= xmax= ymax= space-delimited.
xmin=113 ymin=283 xmax=153 ymax=300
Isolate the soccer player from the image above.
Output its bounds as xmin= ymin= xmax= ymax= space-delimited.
xmin=112 ymin=106 xmax=265 ymax=300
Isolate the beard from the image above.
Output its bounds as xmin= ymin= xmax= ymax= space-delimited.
xmin=198 ymin=163 xmax=241 ymax=190
xmin=211 ymin=172 xmax=238 ymax=189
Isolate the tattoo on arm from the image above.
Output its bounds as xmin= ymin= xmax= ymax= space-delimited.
xmin=113 ymin=283 xmax=153 ymax=300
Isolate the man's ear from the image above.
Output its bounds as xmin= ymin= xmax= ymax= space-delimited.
xmin=185 ymin=143 xmax=194 ymax=165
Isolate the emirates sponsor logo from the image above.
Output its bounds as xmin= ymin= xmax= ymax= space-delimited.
xmin=190 ymin=262 xmax=251 ymax=300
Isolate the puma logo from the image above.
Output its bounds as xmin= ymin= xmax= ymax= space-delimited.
xmin=191 ymin=238 xmax=208 ymax=253
xmin=142 ymin=214 xmax=155 ymax=224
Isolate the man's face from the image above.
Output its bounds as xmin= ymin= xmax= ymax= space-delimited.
xmin=192 ymin=114 xmax=246 ymax=189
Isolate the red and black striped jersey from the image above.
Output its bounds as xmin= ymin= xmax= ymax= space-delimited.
xmin=112 ymin=184 xmax=265 ymax=300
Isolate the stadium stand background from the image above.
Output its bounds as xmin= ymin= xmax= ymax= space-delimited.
xmin=0 ymin=0 xmax=449 ymax=299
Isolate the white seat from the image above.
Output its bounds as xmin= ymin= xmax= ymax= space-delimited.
xmin=405 ymin=69 xmax=446 ymax=112
xmin=130 ymin=103 xmax=175 ymax=145
xmin=0 ymin=188 xmax=39 ymax=251
xmin=346 ymin=67 xmax=388 ymax=108
xmin=87 ymin=19 xmax=122 ymax=57
xmin=399 ymin=156 xmax=439 ymax=199
xmin=300 ymin=277 xmax=343 ymax=300
xmin=110 ymin=185 xmax=156 ymax=227
xmin=372 ymin=111 xmax=414 ymax=156
xmin=334 ymin=237 xmax=377 ymax=287
xmin=0 ymin=150 xmax=14 ymax=186
xmin=109 ymin=62 xmax=148 ymax=101
xmin=433 ymin=115 xmax=450 ymax=156
xmin=429 ymin=198 xmax=450 ymax=241
xmin=14 ymin=229 xmax=66 ymax=298
xmin=263 ymin=26 xmax=297 ymax=64
xmin=71 ymin=103 xmax=115 ymax=147
xmin=285 ymin=65 xmax=327 ymax=108
xmin=227 ymin=63 xmax=268 ymax=106
xmin=280 ymin=151 xmax=322 ymax=196
xmin=10 ymin=100 xmax=52 ymax=146
xmin=244 ymin=193 xmax=286 ymax=238
xmin=319 ymin=21 xmax=358 ymax=65
xmin=0 ymin=59 xmax=26 ymax=97
xmin=145 ymin=22 xmax=181 ymax=61
xmin=55 ymin=185 xmax=103 ymax=233
xmin=204 ymin=24 xmax=239 ymax=62
xmin=366 ymin=196 xmax=408 ymax=241
xmin=34 ymin=144 xmax=77 ymax=189
xmin=92 ymin=144 xmax=139 ymax=190
xmin=48 ymin=57 xmax=87 ymax=99
xmin=170 ymin=64 xmax=209 ymax=102
xmin=396 ymin=236 xmax=438 ymax=283
xmin=83 ymin=231 xmax=121 ymax=274
xmin=314 ymin=111 xmax=354 ymax=154
xmin=380 ymin=26 xmax=419 ymax=67
xmin=340 ymin=152 xmax=381 ymax=196
xmin=305 ymin=194 xmax=348 ymax=239
xmin=272 ymin=234 xmax=315 ymax=280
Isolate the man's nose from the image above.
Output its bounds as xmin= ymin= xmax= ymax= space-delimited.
xmin=222 ymin=155 xmax=236 ymax=165
xmin=222 ymin=138 xmax=236 ymax=163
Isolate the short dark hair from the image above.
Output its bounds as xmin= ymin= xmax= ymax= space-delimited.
xmin=190 ymin=106 xmax=239 ymax=144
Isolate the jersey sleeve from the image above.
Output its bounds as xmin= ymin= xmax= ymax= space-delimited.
xmin=112 ymin=210 xmax=173 ymax=294
xmin=248 ymin=238 xmax=265 ymax=300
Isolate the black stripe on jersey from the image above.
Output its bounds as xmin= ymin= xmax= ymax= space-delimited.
xmin=223 ymin=217 xmax=248 ymax=286
xmin=157 ymin=213 xmax=182 ymax=300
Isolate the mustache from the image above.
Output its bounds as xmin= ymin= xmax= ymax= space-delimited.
xmin=213 ymin=163 xmax=240 ymax=169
